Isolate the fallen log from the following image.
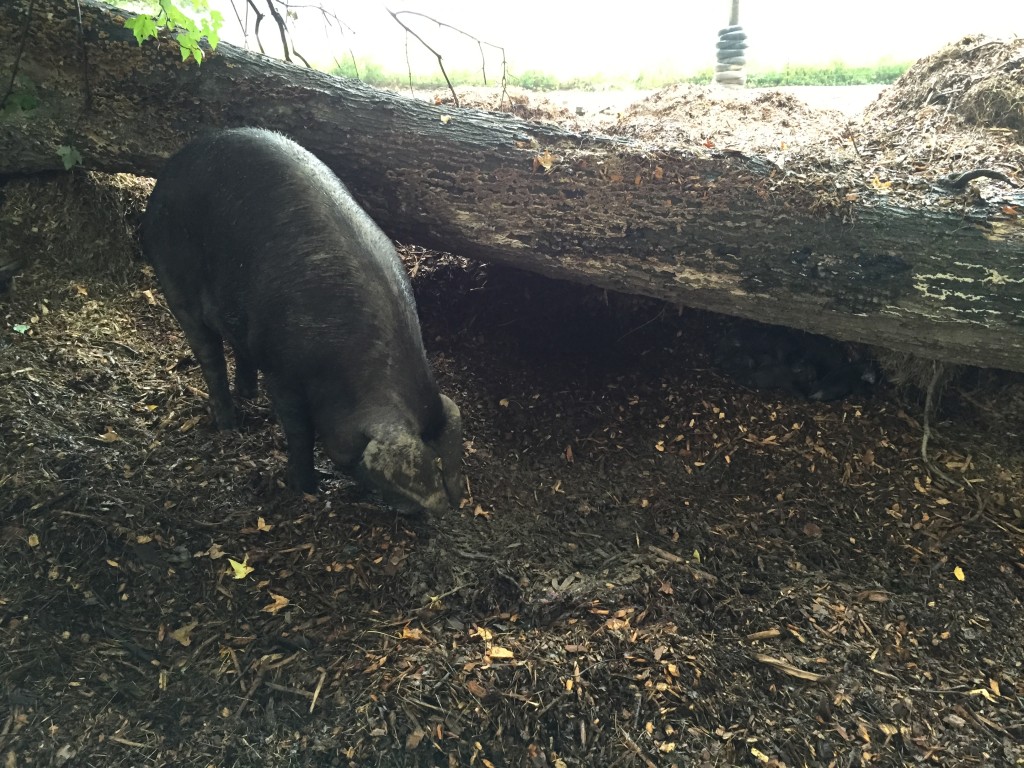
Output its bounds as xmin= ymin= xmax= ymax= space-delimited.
xmin=3 ymin=0 xmax=1024 ymax=372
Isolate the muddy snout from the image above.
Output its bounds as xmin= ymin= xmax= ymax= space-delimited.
xmin=357 ymin=416 xmax=463 ymax=514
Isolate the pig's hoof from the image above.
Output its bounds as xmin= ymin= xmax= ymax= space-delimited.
xmin=235 ymin=383 xmax=258 ymax=400
xmin=286 ymin=467 xmax=319 ymax=495
xmin=213 ymin=411 xmax=238 ymax=430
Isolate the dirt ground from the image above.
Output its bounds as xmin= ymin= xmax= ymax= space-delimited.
xmin=3 ymin=38 xmax=1024 ymax=768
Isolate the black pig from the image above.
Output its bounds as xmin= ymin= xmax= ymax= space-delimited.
xmin=141 ymin=128 xmax=462 ymax=513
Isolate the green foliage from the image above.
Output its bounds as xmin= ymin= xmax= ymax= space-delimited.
xmin=1 ymin=76 xmax=39 ymax=116
xmin=744 ymin=60 xmax=910 ymax=87
xmin=323 ymin=56 xmax=910 ymax=92
xmin=511 ymin=70 xmax=559 ymax=91
xmin=122 ymin=0 xmax=222 ymax=65
xmin=57 ymin=145 xmax=82 ymax=171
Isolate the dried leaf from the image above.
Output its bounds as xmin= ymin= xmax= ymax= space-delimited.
xmin=98 ymin=427 xmax=120 ymax=443
xmin=405 ymin=727 xmax=426 ymax=750
xmin=400 ymin=626 xmax=425 ymax=641
xmin=857 ymin=721 xmax=871 ymax=743
xmin=228 ymin=557 xmax=254 ymax=580
xmin=953 ymin=566 xmax=965 ymax=581
xmin=261 ymin=592 xmax=290 ymax=614
xmin=533 ymin=151 xmax=555 ymax=172
xmin=471 ymin=625 xmax=494 ymax=642
xmin=488 ymin=646 xmax=514 ymax=659
xmin=170 ymin=620 xmax=198 ymax=647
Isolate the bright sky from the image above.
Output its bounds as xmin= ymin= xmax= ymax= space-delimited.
xmin=214 ymin=1 xmax=1024 ymax=78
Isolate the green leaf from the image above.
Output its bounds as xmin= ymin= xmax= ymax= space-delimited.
xmin=13 ymin=324 xmax=30 ymax=334
xmin=122 ymin=0 xmax=222 ymax=65
xmin=124 ymin=15 xmax=158 ymax=45
xmin=57 ymin=145 xmax=82 ymax=171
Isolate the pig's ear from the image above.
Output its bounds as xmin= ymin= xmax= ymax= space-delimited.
xmin=430 ymin=394 xmax=464 ymax=507
xmin=358 ymin=428 xmax=448 ymax=514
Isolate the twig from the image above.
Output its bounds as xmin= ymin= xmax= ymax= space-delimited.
xmin=74 ymin=0 xmax=93 ymax=113
xmin=617 ymin=728 xmax=658 ymax=768
xmin=920 ymin=359 xmax=958 ymax=487
xmin=0 ymin=0 xmax=35 ymax=112
xmin=388 ymin=9 xmax=458 ymax=106
xmin=263 ymin=0 xmax=293 ymax=64
xmin=264 ymin=681 xmax=314 ymax=698
xmin=0 ymin=368 xmax=34 ymax=379
xmin=244 ymin=0 xmax=266 ymax=54
xmin=233 ymin=674 xmax=264 ymax=719
xmin=227 ymin=0 xmax=252 ymax=50
xmin=309 ymin=669 xmax=326 ymax=713
xmin=386 ymin=10 xmax=511 ymax=108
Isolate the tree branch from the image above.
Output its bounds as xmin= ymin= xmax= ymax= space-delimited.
xmin=0 ymin=0 xmax=35 ymax=111
xmin=387 ymin=9 xmax=509 ymax=109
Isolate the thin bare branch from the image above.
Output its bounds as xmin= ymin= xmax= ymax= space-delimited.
xmin=387 ymin=8 xmax=458 ymax=106
xmin=0 ymin=0 xmax=35 ymax=111
xmin=263 ymin=0 xmax=292 ymax=64
xmin=244 ymin=0 xmax=266 ymax=55
xmin=227 ymin=0 xmax=251 ymax=50
xmin=386 ymin=10 xmax=511 ymax=112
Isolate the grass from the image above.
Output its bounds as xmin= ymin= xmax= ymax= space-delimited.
xmin=327 ymin=58 xmax=912 ymax=91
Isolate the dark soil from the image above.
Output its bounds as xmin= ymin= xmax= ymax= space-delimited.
xmin=3 ymin=41 xmax=1024 ymax=768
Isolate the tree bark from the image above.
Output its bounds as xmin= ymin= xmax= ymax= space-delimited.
xmin=3 ymin=0 xmax=1024 ymax=373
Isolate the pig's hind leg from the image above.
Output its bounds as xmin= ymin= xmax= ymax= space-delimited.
xmin=174 ymin=312 xmax=237 ymax=430
xmin=232 ymin=346 xmax=259 ymax=400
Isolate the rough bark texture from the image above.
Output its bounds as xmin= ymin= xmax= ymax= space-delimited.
xmin=3 ymin=0 xmax=1024 ymax=372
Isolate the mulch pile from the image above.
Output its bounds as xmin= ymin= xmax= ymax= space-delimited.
xmin=2 ymin=37 xmax=1024 ymax=768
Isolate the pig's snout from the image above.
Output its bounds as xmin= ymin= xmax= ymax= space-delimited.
xmin=358 ymin=424 xmax=462 ymax=515
xmin=433 ymin=395 xmax=465 ymax=507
